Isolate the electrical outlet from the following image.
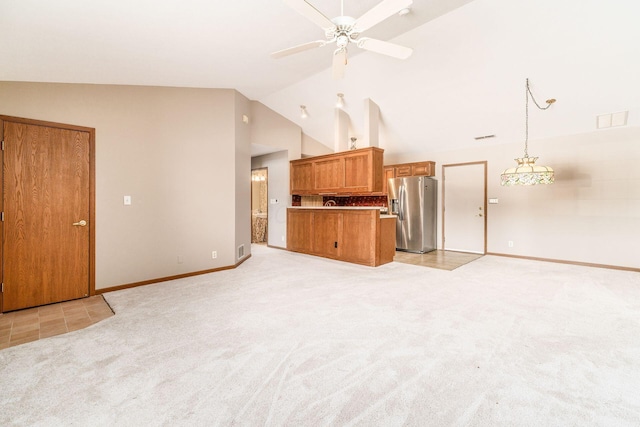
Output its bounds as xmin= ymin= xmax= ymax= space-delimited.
xmin=123 ymin=195 xmax=132 ymax=205
xmin=211 ymin=251 xmax=217 ymax=259
xmin=508 ymin=241 xmax=514 ymax=248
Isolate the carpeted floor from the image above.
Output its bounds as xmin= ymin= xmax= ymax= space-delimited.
xmin=1 ymin=245 xmax=639 ymax=426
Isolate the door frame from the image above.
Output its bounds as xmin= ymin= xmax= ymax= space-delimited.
xmin=0 ymin=115 xmax=96 ymax=313
xmin=441 ymin=161 xmax=488 ymax=254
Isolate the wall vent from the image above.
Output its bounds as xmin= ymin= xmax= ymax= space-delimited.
xmin=238 ymin=244 xmax=245 ymax=259
xmin=597 ymin=111 xmax=628 ymax=129
xmin=474 ymin=134 xmax=496 ymax=141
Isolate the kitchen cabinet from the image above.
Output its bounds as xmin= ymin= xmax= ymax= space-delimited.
xmin=312 ymin=210 xmax=341 ymax=258
xmin=290 ymin=147 xmax=384 ymax=195
xmin=382 ymin=161 xmax=435 ymax=193
xmin=287 ymin=210 xmax=313 ymax=253
xmin=382 ymin=166 xmax=396 ymax=194
xmin=290 ymin=160 xmax=314 ymax=194
xmin=287 ymin=208 xmax=396 ymax=267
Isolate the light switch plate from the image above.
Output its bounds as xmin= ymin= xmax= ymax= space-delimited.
xmin=489 ymin=198 xmax=499 ymax=204
xmin=124 ymin=195 xmax=132 ymax=205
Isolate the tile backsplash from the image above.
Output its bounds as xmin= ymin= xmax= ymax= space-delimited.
xmin=292 ymin=195 xmax=388 ymax=208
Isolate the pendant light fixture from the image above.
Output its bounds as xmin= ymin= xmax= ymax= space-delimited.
xmin=300 ymin=105 xmax=308 ymax=118
xmin=336 ymin=93 xmax=345 ymax=108
xmin=501 ymin=78 xmax=556 ymax=186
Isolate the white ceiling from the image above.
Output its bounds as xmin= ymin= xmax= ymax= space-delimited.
xmin=1 ymin=0 xmax=639 ymax=158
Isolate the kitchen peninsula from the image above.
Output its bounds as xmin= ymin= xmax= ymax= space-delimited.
xmin=287 ymin=207 xmax=396 ymax=267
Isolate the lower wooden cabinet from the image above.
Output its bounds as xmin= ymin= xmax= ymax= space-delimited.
xmin=287 ymin=208 xmax=396 ymax=267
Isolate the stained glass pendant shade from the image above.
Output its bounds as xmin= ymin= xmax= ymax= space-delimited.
xmin=501 ymin=79 xmax=556 ymax=186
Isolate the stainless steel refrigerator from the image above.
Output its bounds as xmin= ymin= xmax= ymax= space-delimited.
xmin=388 ymin=176 xmax=437 ymax=253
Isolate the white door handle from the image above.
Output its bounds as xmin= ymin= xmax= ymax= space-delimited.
xmin=73 ymin=220 xmax=87 ymax=227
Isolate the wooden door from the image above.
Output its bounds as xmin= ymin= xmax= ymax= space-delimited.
xmin=1 ymin=116 xmax=95 ymax=312
xmin=442 ymin=162 xmax=487 ymax=254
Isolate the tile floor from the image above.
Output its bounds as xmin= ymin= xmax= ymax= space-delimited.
xmin=394 ymin=249 xmax=483 ymax=270
xmin=0 ymin=295 xmax=114 ymax=350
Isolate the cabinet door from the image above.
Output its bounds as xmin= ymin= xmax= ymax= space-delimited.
xmin=291 ymin=162 xmax=313 ymax=194
xmin=382 ymin=166 xmax=395 ymax=194
xmin=314 ymin=157 xmax=344 ymax=192
xmin=343 ymin=151 xmax=371 ymax=192
xmin=340 ymin=210 xmax=377 ymax=266
xmin=312 ymin=211 xmax=341 ymax=258
xmin=395 ymin=165 xmax=412 ymax=177
xmin=287 ymin=210 xmax=313 ymax=253
xmin=412 ymin=162 xmax=434 ymax=176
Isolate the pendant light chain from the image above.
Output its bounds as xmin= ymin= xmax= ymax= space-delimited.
xmin=525 ymin=79 xmax=529 ymax=158
xmin=524 ymin=78 xmax=555 ymax=158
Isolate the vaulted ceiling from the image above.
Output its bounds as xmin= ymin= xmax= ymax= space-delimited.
xmin=1 ymin=0 xmax=638 ymax=157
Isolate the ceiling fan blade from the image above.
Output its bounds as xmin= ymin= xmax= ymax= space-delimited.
xmin=357 ymin=38 xmax=413 ymax=59
xmin=271 ymin=40 xmax=327 ymax=59
xmin=284 ymin=0 xmax=336 ymax=31
xmin=332 ymin=49 xmax=347 ymax=80
xmin=355 ymin=0 xmax=413 ymax=33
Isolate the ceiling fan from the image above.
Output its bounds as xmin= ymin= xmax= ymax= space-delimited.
xmin=272 ymin=0 xmax=414 ymax=79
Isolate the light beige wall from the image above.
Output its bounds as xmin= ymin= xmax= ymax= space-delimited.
xmin=389 ymin=127 xmax=640 ymax=269
xmin=302 ymin=133 xmax=333 ymax=157
xmin=250 ymin=101 xmax=301 ymax=161
xmin=0 ymin=81 xmax=242 ymax=289
xmin=234 ymin=91 xmax=252 ymax=261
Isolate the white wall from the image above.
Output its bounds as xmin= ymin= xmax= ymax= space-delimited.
xmin=0 ymin=82 xmax=247 ymax=289
xmin=388 ymin=127 xmax=640 ymax=269
xmin=251 ymin=151 xmax=290 ymax=248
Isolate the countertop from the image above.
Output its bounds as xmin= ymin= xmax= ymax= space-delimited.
xmin=288 ymin=206 xmax=396 ymax=219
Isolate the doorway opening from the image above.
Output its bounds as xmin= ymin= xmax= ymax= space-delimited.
xmin=251 ymin=168 xmax=268 ymax=245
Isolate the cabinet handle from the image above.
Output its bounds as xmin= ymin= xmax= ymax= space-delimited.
xmin=334 ymin=242 xmax=338 ymax=248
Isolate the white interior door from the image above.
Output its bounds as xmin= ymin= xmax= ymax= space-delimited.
xmin=443 ymin=162 xmax=486 ymax=254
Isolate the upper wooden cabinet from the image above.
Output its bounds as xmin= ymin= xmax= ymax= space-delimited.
xmin=290 ymin=147 xmax=384 ymax=195
xmin=382 ymin=160 xmax=435 ymax=193
xmin=290 ymin=160 xmax=314 ymax=194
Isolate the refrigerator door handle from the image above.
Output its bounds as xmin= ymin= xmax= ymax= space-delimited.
xmin=398 ymin=185 xmax=405 ymax=221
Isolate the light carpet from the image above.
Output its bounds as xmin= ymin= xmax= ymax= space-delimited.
xmin=1 ymin=245 xmax=639 ymax=426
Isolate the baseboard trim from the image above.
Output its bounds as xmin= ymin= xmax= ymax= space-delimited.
xmin=266 ymin=244 xmax=287 ymax=251
xmin=486 ymin=252 xmax=639 ymax=273
xmin=96 ymin=254 xmax=252 ymax=295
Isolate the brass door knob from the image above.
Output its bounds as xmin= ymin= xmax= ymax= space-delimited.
xmin=73 ymin=220 xmax=87 ymax=227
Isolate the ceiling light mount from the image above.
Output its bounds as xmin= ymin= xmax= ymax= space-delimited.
xmin=300 ymin=105 xmax=308 ymax=118
xmin=336 ymin=93 xmax=345 ymax=108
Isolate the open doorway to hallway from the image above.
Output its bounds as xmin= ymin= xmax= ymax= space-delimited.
xmin=251 ymin=168 xmax=268 ymax=244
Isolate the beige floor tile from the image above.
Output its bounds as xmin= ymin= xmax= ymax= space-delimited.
xmin=10 ymin=329 xmax=40 ymax=341
xmin=40 ymin=327 xmax=68 ymax=339
xmin=1 ymin=296 xmax=113 ymax=350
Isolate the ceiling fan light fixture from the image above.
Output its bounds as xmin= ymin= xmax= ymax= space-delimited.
xmin=274 ymin=0 xmax=414 ymax=79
